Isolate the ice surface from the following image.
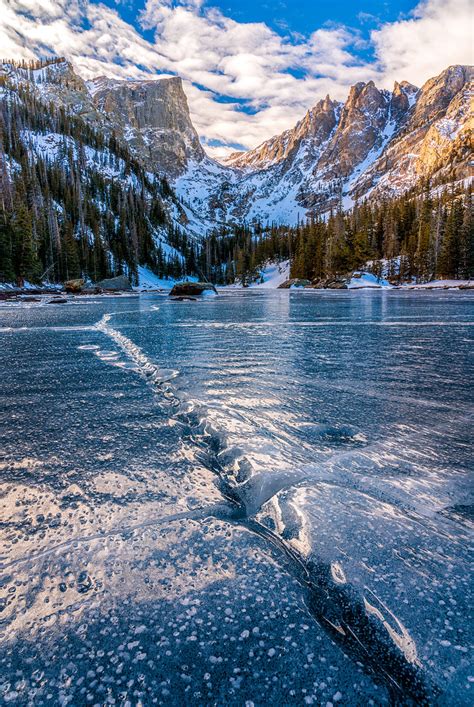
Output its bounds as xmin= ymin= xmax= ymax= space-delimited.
xmin=1 ymin=290 xmax=473 ymax=704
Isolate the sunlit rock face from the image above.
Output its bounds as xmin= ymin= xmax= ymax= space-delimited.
xmin=227 ymin=95 xmax=339 ymax=171
xmin=315 ymin=81 xmax=392 ymax=180
xmin=353 ymin=65 xmax=474 ymax=203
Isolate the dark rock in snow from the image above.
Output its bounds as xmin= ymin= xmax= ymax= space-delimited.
xmin=311 ymin=276 xmax=349 ymax=289
xmin=278 ymin=278 xmax=311 ymax=289
xmin=95 ymin=275 xmax=132 ymax=291
xmin=64 ymin=278 xmax=85 ymax=293
xmin=169 ymin=282 xmax=217 ymax=297
xmin=47 ymin=297 xmax=69 ymax=304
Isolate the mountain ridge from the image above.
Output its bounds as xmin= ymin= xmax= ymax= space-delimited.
xmin=1 ymin=58 xmax=472 ymax=230
xmin=176 ymin=63 xmax=473 ymax=225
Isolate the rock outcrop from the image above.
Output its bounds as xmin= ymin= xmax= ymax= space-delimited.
xmin=64 ymin=279 xmax=84 ymax=293
xmin=169 ymin=282 xmax=217 ymax=297
xmin=95 ymin=275 xmax=132 ymax=291
xmin=88 ymin=76 xmax=205 ymax=176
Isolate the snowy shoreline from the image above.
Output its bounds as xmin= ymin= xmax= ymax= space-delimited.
xmin=1 ymin=262 xmax=472 ymax=298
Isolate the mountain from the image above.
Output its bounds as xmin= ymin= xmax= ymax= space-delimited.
xmin=2 ymin=59 xmax=471 ymax=230
xmin=350 ymin=66 xmax=473 ymax=205
xmin=0 ymin=59 xmax=206 ymax=286
xmin=1 ymin=59 xmax=205 ymax=178
xmin=0 ymin=57 xmax=472 ymax=289
xmin=217 ymin=65 xmax=472 ymax=222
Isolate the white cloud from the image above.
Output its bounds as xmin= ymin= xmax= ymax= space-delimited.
xmin=372 ymin=0 xmax=473 ymax=87
xmin=0 ymin=0 xmax=471 ymax=156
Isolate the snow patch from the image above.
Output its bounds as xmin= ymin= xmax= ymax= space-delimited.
xmin=403 ymin=279 xmax=473 ymax=290
xmin=347 ymin=272 xmax=392 ymax=289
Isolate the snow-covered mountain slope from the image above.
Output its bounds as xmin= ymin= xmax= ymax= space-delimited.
xmin=176 ymin=65 xmax=472 ymax=226
xmin=2 ymin=59 xmax=472 ymax=232
xmin=0 ymin=66 xmax=203 ymax=285
xmin=1 ymin=59 xmax=205 ymax=178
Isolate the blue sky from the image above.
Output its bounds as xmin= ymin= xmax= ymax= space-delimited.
xmin=97 ymin=0 xmax=419 ymax=35
xmin=0 ymin=0 xmax=471 ymax=157
xmin=96 ymin=0 xmax=420 ymax=63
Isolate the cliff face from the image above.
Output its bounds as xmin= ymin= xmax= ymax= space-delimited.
xmin=353 ymin=65 xmax=473 ymax=202
xmin=1 ymin=61 xmax=204 ymax=177
xmin=88 ymin=76 xmax=205 ymax=176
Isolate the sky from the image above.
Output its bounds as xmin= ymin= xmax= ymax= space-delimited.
xmin=0 ymin=0 xmax=472 ymax=159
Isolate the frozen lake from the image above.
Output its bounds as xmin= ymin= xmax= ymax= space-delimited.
xmin=1 ymin=290 xmax=473 ymax=705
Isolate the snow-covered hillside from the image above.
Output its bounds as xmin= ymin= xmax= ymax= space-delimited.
xmin=2 ymin=60 xmax=471 ymax=233
xmin=178 ymin=66 xmax=472 ymax=227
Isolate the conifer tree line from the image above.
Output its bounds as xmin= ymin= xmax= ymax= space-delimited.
xmin=201 ymin=183 xmax=473 ymax=284
xmin=1 ymin=57 xmax=69 ymax=84
xmin=0 ymin=81 xmax=199 ymax=286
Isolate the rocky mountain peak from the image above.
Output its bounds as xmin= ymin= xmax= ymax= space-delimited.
xmin=410 ymin=64 xmax=472 ymax=128
xmin=322 ymin=94 xmax=334 ymax=111
xmin=394 ymin=80 xmax=418 ymax=94
xmin=315 ymin=79 xmax=390 ymax=181
xmin=347 ymin=64 xmax=472 ymax=208
xmin=1 ymin=61 xmax=205 ymax=178
xmin=1 ymin=58 xmax=89 ymax=98
xmin=344 ymin=80 xmax=386 ymax=118
xmin=391 ymin=80 xmax=418 ymax=118
xmin=226 ymin=93 xmax=339 ymax=171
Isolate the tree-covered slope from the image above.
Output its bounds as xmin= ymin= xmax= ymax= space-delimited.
xmin=0 ymin=61 xmax=199 ymax=286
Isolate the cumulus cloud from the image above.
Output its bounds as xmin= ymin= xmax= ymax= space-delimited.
xmin=0 ymin=0 xmax=471 ymax=157
xmin=372 ymin=0 xmax=473 ymax=87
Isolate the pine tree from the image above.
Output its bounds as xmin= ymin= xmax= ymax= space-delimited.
xmin=12 ymin=199 xmax=40 ymax=285
xmin=438 ymin=198 xmax=462 ymax=278
xmin=0 ymin=210 xmax=14 ymax=282
xmin=62 ymin=222 xmax=81 ymax=280
xmin=458 ymin=190 xmax=473 ymax=278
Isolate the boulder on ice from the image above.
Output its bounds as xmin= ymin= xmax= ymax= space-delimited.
xmin=169 ymin=282 xmax=217 ymax=297
xmin=64 ymin=278 xmax=85 ymax=293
